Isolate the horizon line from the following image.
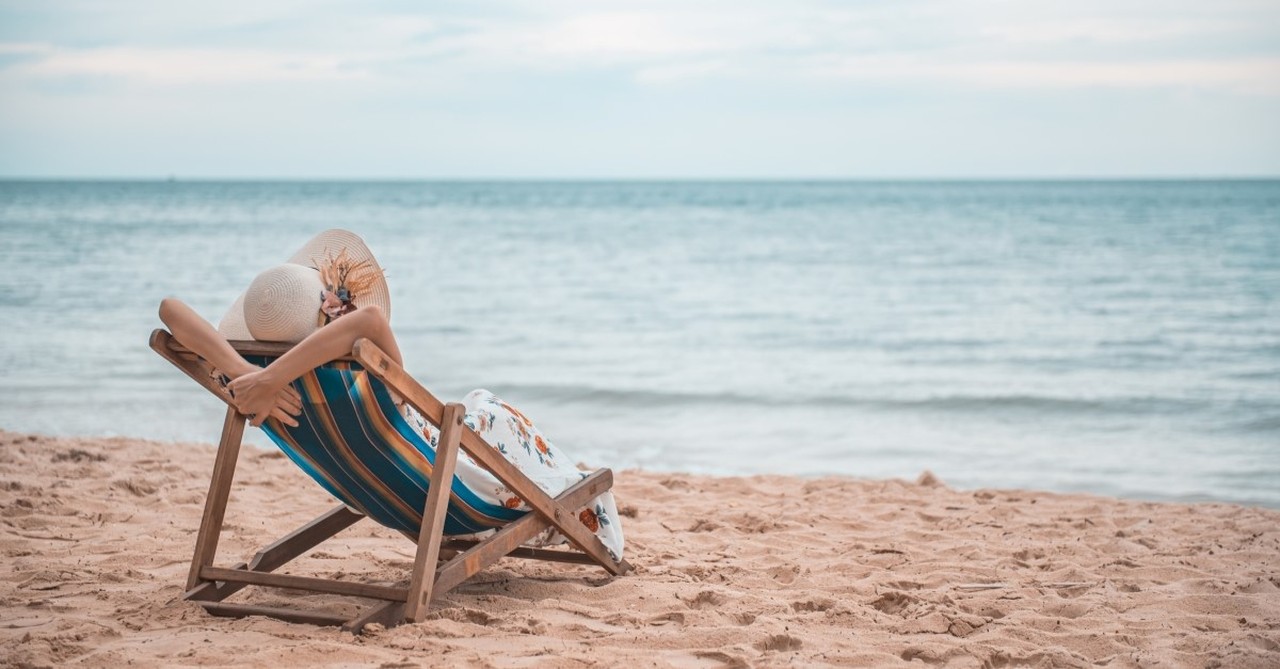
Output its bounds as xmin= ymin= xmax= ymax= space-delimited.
xmin=2 ymin=175 xmax=1279 ymax=183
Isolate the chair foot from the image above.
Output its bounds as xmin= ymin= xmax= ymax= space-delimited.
xmin=343 ymin=601 xmax=406 ymax=634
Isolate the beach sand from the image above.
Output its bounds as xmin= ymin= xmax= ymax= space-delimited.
xmin=1 ymin=430 xmax=1277 ymax=668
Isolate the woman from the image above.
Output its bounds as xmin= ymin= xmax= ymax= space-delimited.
xmin=158 ymin=229 xmax=624 ymax=560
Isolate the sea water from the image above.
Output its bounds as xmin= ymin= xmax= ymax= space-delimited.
xmin=1 ymin=180 xmax=1277 ymax=507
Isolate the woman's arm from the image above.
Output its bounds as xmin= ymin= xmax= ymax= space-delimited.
xmin=158 ymin=297 xmax=302 ymax=426
xmin=159 ymin=297 xmax=259 ymax=380
xmin=227 ymin=304 xmax=402 ymax=427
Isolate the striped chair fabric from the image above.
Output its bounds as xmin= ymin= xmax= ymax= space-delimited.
xmin=246 ymin=356 xmax=525 ymax=537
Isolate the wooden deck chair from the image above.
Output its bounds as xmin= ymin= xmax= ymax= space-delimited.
xmin=149 ymin=329 xmax=631 ymax=633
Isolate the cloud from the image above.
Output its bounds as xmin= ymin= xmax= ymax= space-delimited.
xmin=1 ymin=2 xmax=1276 ymax=95
xmin=635 ymin=59 xmax=732 ymax=84
xmin=1 ymin=0 xmax=1278 ymax=177
xmin=1 ymin=44 xmax=369 ymax=84
xmin=803 ymin=55 xmax=1280 ymax=95
xmin=975 ymin=18 xmax=1237 ymax=46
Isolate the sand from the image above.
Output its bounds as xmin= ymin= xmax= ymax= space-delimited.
xmin=1 ymin=430 xmax=1277 ymax=668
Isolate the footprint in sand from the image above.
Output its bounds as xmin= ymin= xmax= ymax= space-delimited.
xmin=648 ymin=611 xmax=685 ymax=626
xmin=683 ymin=590 xmax=727 ymax=609
xmin=869 ymin=591 xmax=918 ymax=617
xmin=765 ymin=565 xmax=800 ymax=584
xmin=51 ymin=449 xmax=107 ymax=463
xmin=659 ymin=477 xmax=692 ymax=491
xmin=900 ymin=647 xmax=944 ymax=665
xmin=694 ymin=650 xmax=751 ymax=668
xmin=426 ymin=607 xmax=500 ymax=626
xmin=601 ymin=612 xmax=642 ymax=628
xmin=790 ymin=598 xmax=835 ymax=613
xmin=110 ymin=478 xmax=158 ymax=497
xmin=1012 ymin=548 xmax=1046 ymax=561
xmin=755 ymin=633 xmax=802 ymax=652
xmin=1039 ymin=601 xmax=1092 ymax=619
xmin=732 ymin=612 xmax=757 ymax=626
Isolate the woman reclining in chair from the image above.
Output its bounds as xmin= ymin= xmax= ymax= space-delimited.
xmin=157 ymin=229 xmax=624 ymax=561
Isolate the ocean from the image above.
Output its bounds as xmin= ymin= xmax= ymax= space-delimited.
xmin=1 ymin=180 xmax=1277 ymax=507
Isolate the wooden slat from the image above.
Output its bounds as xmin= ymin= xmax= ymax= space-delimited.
xmin=161 ymin=335 xmax=356 ymax=362
xmin=405 ymin=403 xmax=464 ymax=621
xmin=438 ymin=541 xmax=601 ymax=565
xmin=432 ymin=469 xmax=622 ymax=596
xmin=352 ymin=338 xmax=629 ymax=576
xmin=247 ymin=505 xmax=364 ymax=573
xmin=200 ymin=566 xmax=408 ymax=601
xmin=186 ymin=406 xmax=246 ymax=590
xmin=198 ymin=601 xmax=348 ymax=627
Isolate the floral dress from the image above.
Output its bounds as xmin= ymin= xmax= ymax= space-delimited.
xmin=399 ymin=389 xmax=624 ymax=562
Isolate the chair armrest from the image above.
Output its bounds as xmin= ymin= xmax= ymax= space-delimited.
xmin=153 ymin=330 xmax=357 ymax=362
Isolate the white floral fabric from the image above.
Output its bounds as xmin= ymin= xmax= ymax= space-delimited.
xmin=399 ymin=389 xmax=624 ymax=561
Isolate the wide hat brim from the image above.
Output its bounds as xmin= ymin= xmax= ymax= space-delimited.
xmin=218 ymin=229 xmax=390 ymax=341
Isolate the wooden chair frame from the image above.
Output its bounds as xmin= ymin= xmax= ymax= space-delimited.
xmin=150 ymin=329 xmax=631 ymax=633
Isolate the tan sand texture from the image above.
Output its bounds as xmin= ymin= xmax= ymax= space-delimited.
xmin=1 ymin=430 xmax=1278 ymax=668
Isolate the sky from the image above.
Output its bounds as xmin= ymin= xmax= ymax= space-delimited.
xmin=1 ymin=0 xmax=1278 ymax=178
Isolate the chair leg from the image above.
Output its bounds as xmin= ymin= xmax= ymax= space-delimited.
xmin=404 ymin=402 xmax=465 ymax=622
xmin=343 ymin=602 xmax=405 ymax=634
xmin=187 ymin=406 xmax=247 ymax=590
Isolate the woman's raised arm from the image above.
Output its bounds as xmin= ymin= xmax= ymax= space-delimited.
xmin=226 ymin=305 xmax=402 ymax=427
xmin=158 ymin=297 xmax=302 ymax=426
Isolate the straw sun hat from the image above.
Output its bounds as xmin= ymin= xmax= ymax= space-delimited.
xmin=218 ymin=229 xmax=390 ymax=343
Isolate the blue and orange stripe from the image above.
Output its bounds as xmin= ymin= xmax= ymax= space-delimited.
xmin=247 ymin=357 xmax=524 ymax=537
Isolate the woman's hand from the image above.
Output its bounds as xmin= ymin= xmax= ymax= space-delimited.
xmin=268 ymin=385 xmax=304 ymax=428
xmin=228 ymin=369 xmax=302 ymax=428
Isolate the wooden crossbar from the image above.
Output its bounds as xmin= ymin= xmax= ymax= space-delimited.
xmin=438 ymin=541 xmax=600 ymax=565
xmin=200 ymin=566 xmax=409 ymax=601
xmin=201 ymin=602 xmax=349 ymax=627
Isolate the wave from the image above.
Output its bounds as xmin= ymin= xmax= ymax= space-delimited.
xmin=494 ymin=383 xmax=1206 ymax=416
xmin=1232 ymin=415 xmax=1280 ymax=434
